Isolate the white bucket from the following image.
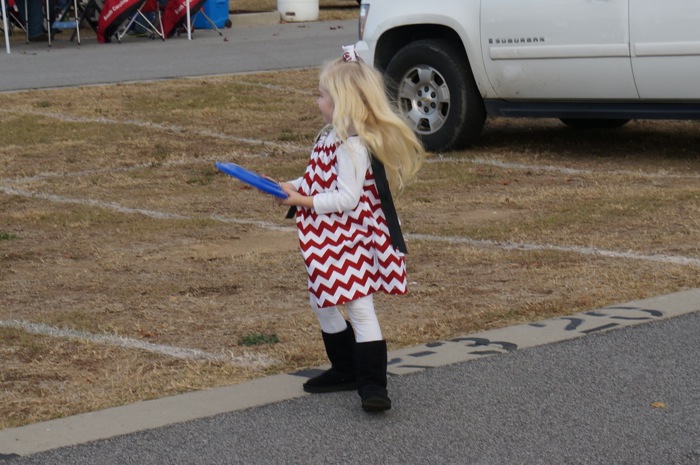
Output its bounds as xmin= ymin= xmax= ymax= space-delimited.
xmin=277 ymin=0 xmax=319 ymax=22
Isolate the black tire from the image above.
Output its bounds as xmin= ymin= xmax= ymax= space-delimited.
xmin=384 ymin=39 xmax=485 ymax=152
xmin=560 ymin=118 xmax=631 ymax=130
xmin=225 ymin=19 xmax=232 ymax=28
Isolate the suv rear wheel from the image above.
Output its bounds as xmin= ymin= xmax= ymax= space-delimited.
xmin=385 ymin=39 xmax=485 ymax=152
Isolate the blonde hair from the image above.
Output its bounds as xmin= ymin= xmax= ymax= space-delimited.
xmin=319 ymin=58 xmax=425 ymax=193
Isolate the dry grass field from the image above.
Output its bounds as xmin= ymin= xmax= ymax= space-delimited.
xmin=1 ymin=40 xmax=699 ymax=429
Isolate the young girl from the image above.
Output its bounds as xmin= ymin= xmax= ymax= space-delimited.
xmin=276 ymin=45 xmax=425 ymax=412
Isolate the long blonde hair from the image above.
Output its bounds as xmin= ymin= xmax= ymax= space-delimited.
xmin=319 ymin=58 xmax=425 ymax=193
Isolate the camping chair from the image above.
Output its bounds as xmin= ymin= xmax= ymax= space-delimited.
xmin=0 ymin=0 xmax=27 ymax=34
xmin=115 ymin=0 xmax=164 ymax=42
xmin=47 ymin=0 xmax=81 ymax=45
xmin=191 ymin=4 xmax=222 ymax=36
xmin=182 ymin=0 xmax=224 ymax=39
xmin=161 ymin=0 xmax=215 ymax=40
xmin=69 ymin=0 xmax=101 ymax=42
xmin=1 ymin=0 xmax=28 ymax=51
xmin=96 ymin=0 xmax=144 ymax=43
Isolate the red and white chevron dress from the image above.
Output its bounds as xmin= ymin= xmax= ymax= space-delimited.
xmin=294 ymin=130 xmax=408 ymax=308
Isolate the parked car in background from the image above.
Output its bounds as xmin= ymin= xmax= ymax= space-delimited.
xmin=358 ymin=0 xmax=700 ymax=152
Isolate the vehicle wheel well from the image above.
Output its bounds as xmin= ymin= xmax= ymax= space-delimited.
xmin=374 ymin=25 xmax=467 ymax=71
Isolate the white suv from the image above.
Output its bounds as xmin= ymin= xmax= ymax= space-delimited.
xmin=358 ymin=0 xmax=700 ymax=152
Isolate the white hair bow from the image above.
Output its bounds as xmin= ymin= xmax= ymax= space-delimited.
xmin=342 ymin=44 xmax=362 ymax=62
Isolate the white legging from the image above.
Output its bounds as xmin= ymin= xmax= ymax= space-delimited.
xmin=310 ymin=293 xmax=382 ymax=343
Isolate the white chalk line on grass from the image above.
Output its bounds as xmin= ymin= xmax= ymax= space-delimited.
xmin=431 ymin=155 xmax=700 ymax=180
xmin=0 ymin=185 xmax=294 ymax=231
xmin=3 ymin=150 xmax=698 ymax=188
xmin=6 ymin=162 xmax=158 ymax=184
xmin=4 ymin=156 xmax=251 ymax=185
xmin=3 ymin=108 xmax=306 ymax=153
xmin=6 ymin=108 xmax=700 ymax=182
xmin=408 ymin=233 xmax=700 ymax=267
xmin=2 ymin=183 xmax=697 ymax=267
xmin=0 ymin=185 xmax=187 ymax=220
xmin=0 ymin=320 xmax=277 ymax=367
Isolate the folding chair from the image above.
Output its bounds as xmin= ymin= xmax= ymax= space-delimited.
xmin=115 ymin=0 xmax=163 ymax=42
xmin=191 ymin=5 xmax=222 ymax=36
xmin=47 ymin=0 xmax=81 ymax=45
xmin=1 ymin=0 xmax=27 ymax=33
xmin=161 ymin=0 xmax=210 ymax=40
xmin=69 ymin=0 xmax=101 ymax=42
xmin=1 ymin=0 xmax=28 ymax=49
xmin=96 ymin=0 xmax=137 ymax=42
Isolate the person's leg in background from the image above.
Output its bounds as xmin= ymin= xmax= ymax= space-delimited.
xmin=16 ymin=0 xmax=45 ymax=40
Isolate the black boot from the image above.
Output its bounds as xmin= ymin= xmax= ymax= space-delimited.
xmin=303 ymin=321 xmax=357 ymax=393
xmin=355 ymin=340 xmax=392 ymax=412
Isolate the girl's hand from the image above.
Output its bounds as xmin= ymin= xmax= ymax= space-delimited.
xmin=259 ymin=175 xmax=291 ymax=205
xmin=275 ymin=183 xmax=300 ymax=206
xmin=275 ymin=183 xmax=315 ymax=209
xmin=261 ymin=176 xmax=314 ymax=208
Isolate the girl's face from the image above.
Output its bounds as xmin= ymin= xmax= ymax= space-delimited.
xmin=317 ymin=85 xmax=334 ymax=124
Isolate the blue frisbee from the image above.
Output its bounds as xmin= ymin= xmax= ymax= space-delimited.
xmin=216 ymin=162 xmax=289 ymax=199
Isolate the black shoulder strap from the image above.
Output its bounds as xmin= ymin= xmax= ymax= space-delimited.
xmin=371 ymin=156 xmax=408 ymax=254
xmin=285 ymin=205 xmax=296 ymax=219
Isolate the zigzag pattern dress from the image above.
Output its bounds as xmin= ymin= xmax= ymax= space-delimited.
xmin=294 ymin=130 xmax=408 ymax=308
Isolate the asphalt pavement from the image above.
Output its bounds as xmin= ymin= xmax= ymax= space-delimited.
xmin=1 ymin=15 xmax=699 ymax=465
xmin=1 ymin=15 xmax=357 ymax=92
xmin=1 ymin=289 xmax=699 ymax=464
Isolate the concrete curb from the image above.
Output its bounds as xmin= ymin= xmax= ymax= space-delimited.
xmin=1 ymin=288 xmax=698 ymax=457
